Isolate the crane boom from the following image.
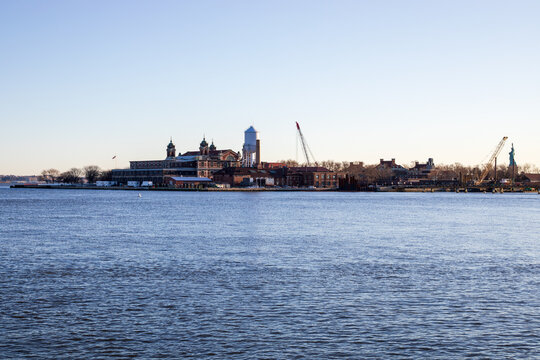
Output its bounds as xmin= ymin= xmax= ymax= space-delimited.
xmin=475 ymin=136 xmax=508 ymax=185
xmin=296 ymin=122 xmax=317 ymax=166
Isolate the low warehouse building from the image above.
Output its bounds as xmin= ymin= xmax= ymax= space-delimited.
xmin=212 ymin=167 xmax=285 ymax=187
xmin=519 ymin=173 xmax=540 ymax=187
xmin=166 ymin=176 xmax=212 ymax=189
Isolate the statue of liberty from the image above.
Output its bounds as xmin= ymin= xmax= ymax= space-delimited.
xmin=509 ymin=143 xmax=516 ymax=167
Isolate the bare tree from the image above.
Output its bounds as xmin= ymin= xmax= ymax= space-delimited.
xmin=40 ymin=169 xmax=50 ymax=183
xmin=98 ymin=170 xmax=113 ymax=181
xmin=321 ymin=160 xmax=345 ymax=172
xmin=279 ymin=159 xmax=300 ymax=167
xmin=40 ymin=169 xmax=60 ymax=183
xmin=48 ymin=169 xmax=60 ymax=183
xmin=519 ymin=163 xmax=535 ymax=174
xmin=60 ymin=168 xmax=83 ymax=184
xmin=84 ymin=165 xmax=101 ymax=184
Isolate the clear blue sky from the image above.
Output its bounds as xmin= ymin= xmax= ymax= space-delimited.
xmin=1 ymin=0 xmax=539 ymax=175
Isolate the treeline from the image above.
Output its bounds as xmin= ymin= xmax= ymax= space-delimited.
xmin=428 ymin=163 xmax=539 ymax=181
xmin=278 ymin=159 xmax=352 ymax=171
xmin=0 ymin=175 xmax=34 ymax=182
xmin=40 ymin=160 xmax=539 ymax=185
xmin=279 ymin=159 xmax=539 ymax=182
xmin=40 ymin=166 xmax=112 ymax=184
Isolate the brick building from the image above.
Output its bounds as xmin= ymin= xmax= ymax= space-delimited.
xmin=285 ymin=167 xmax=342 ymax=188
xmin=165 ymin=176 xmax=213 ymax=189
xmin=376 ymin=158 xmax=408 ymax=180
xmin=112 ymin=138 xmax=240 ymax=186
xmin=212 ymin=167 xmax=285 ymax=187
xmin=212 ymin=166 xmax=342 ymax=188
xmin=409 ymin=158 xmax=435 ymax=178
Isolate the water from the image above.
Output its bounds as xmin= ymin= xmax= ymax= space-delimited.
xmin=0 ymin=187 xmax=539 ymax=358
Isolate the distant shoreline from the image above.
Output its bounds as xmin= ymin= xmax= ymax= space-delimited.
xmin=9 ymin=184 xmax=539 ymax=194
xmin=10 ymin=184 xmax=332 ymax=192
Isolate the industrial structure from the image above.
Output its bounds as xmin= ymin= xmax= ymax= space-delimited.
xmin=475 ymin=136 xmax=508 ymax=185
xmin=296 ymin=122 xmax=316 ymax=166
xmin=241 ymin=126 xmax=261 ymax=167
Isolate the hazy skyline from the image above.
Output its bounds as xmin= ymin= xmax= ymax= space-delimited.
xmin=1 ymin=0 xmax=539 ymax=175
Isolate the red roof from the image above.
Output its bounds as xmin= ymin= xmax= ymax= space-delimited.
xmin=523 ymin=173 xmax=540 ymax=182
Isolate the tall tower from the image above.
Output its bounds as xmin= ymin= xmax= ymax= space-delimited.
xmin=199 ymin=137 xmax=209 ymax=155
xmin=166 ymin=138 xmax=176 ymax=159
xmin=242 ymin=126 xmax=259 ymax=167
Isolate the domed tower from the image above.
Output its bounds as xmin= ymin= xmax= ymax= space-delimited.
xmin=199 ymin=137 xmax=209 ymax=155
xmin=209 ymin=140 xmax=216 ymax=152
xmin=166 ymin=138 xmax=176 ymax=159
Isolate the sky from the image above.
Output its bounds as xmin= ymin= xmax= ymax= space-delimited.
xmin=1 ymin=0 xmax=539 ymax=175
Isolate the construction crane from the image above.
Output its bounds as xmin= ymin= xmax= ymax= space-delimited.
xmin=475 ymin=136 xmax=508 ymax=185
xmin=296 ymin=122 xmax=317 ymax=166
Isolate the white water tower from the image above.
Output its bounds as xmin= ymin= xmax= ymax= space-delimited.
xmin=242 ymin=126 xmax=260 ymax=167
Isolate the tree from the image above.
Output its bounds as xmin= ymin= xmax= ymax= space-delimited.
xmin=84 ymin=165 xmax=101 ymax=184
xmin=48 ymin=169 xmax=60 ymax=183
xmin=321 ymin=160 xmax=344 ymax=172
xmin=60 ymin=168 xmax=83 ymax=184
xmin=98 ymin=170 xmax=113 ymax=181
xmin=374 ymin=167 xmax=394 ymax=183
xmin=519 ymin=163 xmax=539 ymax=174
xmin=40 ymin=169 xmax=50 ymax=183
xmin=279 ymin=159 xmax=300 ymax=167
xmin=40 ymin=168 xmax=60 ymax=183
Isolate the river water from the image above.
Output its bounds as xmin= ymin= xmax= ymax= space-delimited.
xmin=0 ymin=187 xmax=539 ymax=358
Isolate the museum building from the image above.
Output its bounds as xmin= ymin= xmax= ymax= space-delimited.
xmin=111 ymin=138 xmax=240 ymax=186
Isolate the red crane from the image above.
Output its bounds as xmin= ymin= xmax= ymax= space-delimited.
xmin=296 ymin=122 xmax=317 ymax=166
